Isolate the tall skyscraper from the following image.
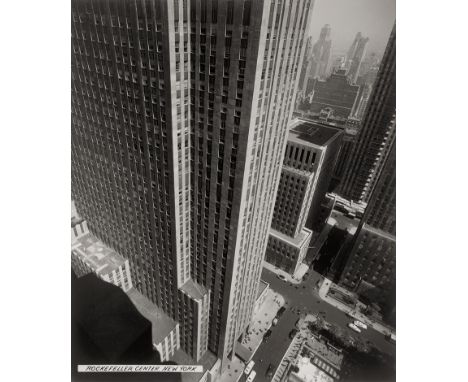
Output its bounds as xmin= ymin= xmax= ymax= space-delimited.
xmin=309 ymin=24 xmax=332 ymax=80
xmin=345 ymin=32 xmax=369 ymax=84
xmin=338 ymin=26 xmax=395 ymax=203
xmin=265 ymin=119 xmax=342 ymax=276
xmin=337 ymin=141 xmax=395 ymax=317
xmin=71 ymin=0 xmax=314 ymax=371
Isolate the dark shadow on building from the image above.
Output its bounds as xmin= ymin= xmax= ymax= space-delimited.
xmin=71 ymin=272 xmax=181 ymax=382
xmin=313 ymin=226 xmax=350 ymax=276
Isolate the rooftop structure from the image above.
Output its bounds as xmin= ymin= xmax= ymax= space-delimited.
xmin=289 ymin=357 xmax=334 ymax=382
xmin=72 ymin=232 xmax=126 ymax=277
xmin=305 ymin=336 xmax=343 ymax=371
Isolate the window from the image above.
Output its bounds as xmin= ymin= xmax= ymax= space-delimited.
xmin=226 ymin=1 xmax=234 ymax=24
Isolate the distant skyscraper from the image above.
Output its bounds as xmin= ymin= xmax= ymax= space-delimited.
xmin=309 ymin=24 xmax=332 ymax=80
xmin=338 ymin=26 xmax=396 ymax=203
xmin=345 ymin=32 xmax=369 ymax=84
xmin=308 ymin=69 xmax=360 ymax=120
xmin=265 ymin=119 xmax=343 ymax=276
xmin=71 ymin=0 xmax=314 ymax=371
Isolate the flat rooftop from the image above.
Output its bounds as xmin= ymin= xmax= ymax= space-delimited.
xmin=289 ymin=357 xmax=333 ymax=382
xmin=270 ymin=227 xmax=313 ymax=248
xmin=72 ymin=232 xmax=126 ymax=276
xmin=282 ymin=165 xmax=315 ymax=179
xmin=180 ymin=278 xmax=209 ymax=300
xmin=289 ymin=119 xmax=342 ymax=147
xmin=126 ymin=288 xmax=178 ymax=345
xmin=306 ymin=336 xmax=344 ymax=371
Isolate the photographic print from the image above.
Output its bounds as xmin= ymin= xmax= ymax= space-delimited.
xmin=71 ymin=1 xmax=396 ymax=381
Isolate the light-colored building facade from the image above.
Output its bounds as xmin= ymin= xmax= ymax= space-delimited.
xmin=71 ymin=221 xmax=133 ymax=292
xmin=71 ymin=0 xmax=315 ymax=370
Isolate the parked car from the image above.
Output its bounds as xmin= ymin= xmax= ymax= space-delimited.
xmin=263 ymin=329 xmax=272 ymax=342
xmin=277 ymin=274 xmax=286 ymax=280
xmin=244 ymin=361 xmax=255 ymax=375
xmin=354 ymin=320 xmax=367 ymax=330
xmin=276 ymin=307 xmax=286 ymax=318
xmin=348 ymin=323 xmax=361 ymax=333
xmin=246 ymin=371 xmax=257 ymax=382
xmin=289 ymin=328 xmax=298 ymax=339
xmin=272 ymin=318 xmax=279 ymax=326
xmin=266 ymin=364 xmax=275 ymax=378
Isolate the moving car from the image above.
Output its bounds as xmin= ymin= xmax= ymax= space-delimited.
xmin=354 ymin=320 xmax=367 ymax=330
xmin=246 ymin=371 xmax=257 ymax=382
xmin=244 ymin=361 xmax=255 ymax=375
xmin=266 ymin=364 xmax=275 ymax=378
xmin=348 ymin=323 xmax=361 ymax=333
xmin=263 ymin=329 xmax=272 ymax=342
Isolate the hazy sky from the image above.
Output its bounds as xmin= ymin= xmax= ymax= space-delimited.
xmin=309 ymin=0 xmax=395 ymax=57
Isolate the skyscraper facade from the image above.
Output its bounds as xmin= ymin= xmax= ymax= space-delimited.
xmin=338 ymin=141 xmax=395 ymax=314
xmin=71 ymin=0 xmax=314 ymax=369
xmin=265 ymin=119 xmax=342 ymax=275
xmin=345 ymin=32 xmax=369 ymax=84
xmin=338 ymin=26 xmax=395 ymax=203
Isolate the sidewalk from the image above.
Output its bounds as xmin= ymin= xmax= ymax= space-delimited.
xmin=218 ymin=355 xmax=245 ymax=382
xmin=236 ymin=288 xmax=286 ymax=362
xmin=220 ymin=288 xmax=286 ymax=382
xmin=263 ymin=261 xmax=308 ymax=285
xmin=318 ymin=278 xmax=395 ymax=337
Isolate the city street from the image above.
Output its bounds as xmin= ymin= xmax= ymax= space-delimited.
xmin=239 ymin=266 xmax=395 ymax=382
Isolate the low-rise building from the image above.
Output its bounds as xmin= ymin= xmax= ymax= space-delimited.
xmin=71 ymin=223 xmax=133 ymax=293
xmin=288 ymin=335 xmax=343 ymax=382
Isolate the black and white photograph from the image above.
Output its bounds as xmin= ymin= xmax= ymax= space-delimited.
xmin=5 ymin=1 xmax=468 ymax=382
xmin=70 ymin=0 xmax=396 ymax=381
